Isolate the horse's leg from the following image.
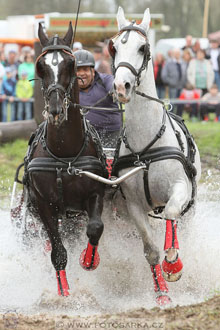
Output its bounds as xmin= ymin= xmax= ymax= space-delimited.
xmin=126 ymin=202 xmax=171 ymax=305
xmin=162 ymin=180 xmax=188 ymax=282
xmin=80 ymin=194 xmax=104 ymax=271
xmin=38 ymin=205 xmax=69 ymax=296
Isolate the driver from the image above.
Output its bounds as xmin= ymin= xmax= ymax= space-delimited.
xmin=74 ymin=49 xmax=122 ymax=148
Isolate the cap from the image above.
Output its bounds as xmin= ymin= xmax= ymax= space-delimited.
xmin=74 ymin=49 xmax=95 ymax=67
xmin=73 ymin=41 xmax=83 ymax=50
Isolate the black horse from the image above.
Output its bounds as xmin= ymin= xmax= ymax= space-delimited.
xmin=24 ymin=23 xmax=107 ymax=296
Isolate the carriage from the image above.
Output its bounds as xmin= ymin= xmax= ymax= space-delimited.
xmin=10 ymin=7 xmax=201 ymax=305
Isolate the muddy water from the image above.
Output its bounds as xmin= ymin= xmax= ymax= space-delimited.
xmin=0 ymin=168 xmax=219 ymax=318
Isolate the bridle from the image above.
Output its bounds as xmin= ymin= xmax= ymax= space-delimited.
xmin=35 ymin=34 xmax=77 ymax=123
xmin=108 ymin=22 xmax=151 ymax=86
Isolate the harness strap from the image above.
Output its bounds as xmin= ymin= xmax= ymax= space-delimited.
xmin=115 ymin=62 xmax=139 ymax=76
xmin=112 ymin=146 xmax=197 ymax=178
xmin=122 ymin=107 xmax=166 ymax=158
xmin=27 ymin=156 xmax=107 ymax=176
xmin=40 ymin=120 xmax=90 ymax=171
xmin=56 ymin=168 xmax=64 ymax=216
xmin=143 ymin=161 xmax=153 ymax=208
xmin=112 ymin=146 xmax=197 ymax=215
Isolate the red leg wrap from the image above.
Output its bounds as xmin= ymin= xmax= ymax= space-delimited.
xmin=164 ymin=220 xmax=179 ymax=251
xmin=106 ymin=158 xmax=113 ymax=178
xmin=151 ymin=264 xmax=171 ymax=306
xmin=79 ymin=242 xmax=100 ymax=271
xmin=151 ymin=264 xmax=169 ymax=293
xmin=56 ymin=270 xmax=69 ymax=296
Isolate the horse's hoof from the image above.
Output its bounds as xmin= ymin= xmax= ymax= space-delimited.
xmin=162 ymin=256 xmax=183 ymax=282
xmin=56 ymin=270 xmax=70 ymax=296
xmin=156 ymin=294 xmax=172 ymax=306
xmin=79 ymin=243 xmax=100 ymax=271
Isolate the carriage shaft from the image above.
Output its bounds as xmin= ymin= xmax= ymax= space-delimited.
xmin=77 ymin=165 xmax=146 ymax=186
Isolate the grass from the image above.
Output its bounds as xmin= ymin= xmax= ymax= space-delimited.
xmin=186 ymin=119 xmax=220 ymax=167
xmin=0 ymin=139 xmax=27 ymax=200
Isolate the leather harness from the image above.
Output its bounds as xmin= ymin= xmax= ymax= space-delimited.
xmin=112 ymin=111 xmax=197 ymax=216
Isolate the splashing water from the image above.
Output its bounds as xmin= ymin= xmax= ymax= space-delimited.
xmin=0 ymin=169 xmax=220 ymax=316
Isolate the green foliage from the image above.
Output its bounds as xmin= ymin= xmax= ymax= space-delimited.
xmin=0 ymin=139 xmax=27 ymax=198
xmin=186 ymin=121 xmax=220 ymax=166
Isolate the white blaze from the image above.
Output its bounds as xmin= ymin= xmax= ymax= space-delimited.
xmin=45 ymin=52 xmax=63 ymax=83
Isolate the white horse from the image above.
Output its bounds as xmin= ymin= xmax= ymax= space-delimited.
xmin=110 ymin=7 xmax=201 ymax=305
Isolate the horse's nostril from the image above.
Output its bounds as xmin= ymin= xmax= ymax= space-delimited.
xmin=114 ymin=83 xmax=116 ymax=90
xmin=125 ymin=82 xmax=131 ymax=90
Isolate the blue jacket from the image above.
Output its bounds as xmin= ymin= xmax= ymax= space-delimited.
xmin=79 ymin=72 xmax=122 ymax=132
xmin=1 ymin=77 xmax=16 ymax=96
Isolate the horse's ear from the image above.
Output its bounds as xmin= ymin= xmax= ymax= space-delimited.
xmin=63 ymin=22 xmax=73 ymax=47
xmin=139 ymin=8 xmax=151 ymax=33
xmin=38 ymin=23 xmax=49 ymax=47
xmin=117 ymin=6 xmax=129 ymax=30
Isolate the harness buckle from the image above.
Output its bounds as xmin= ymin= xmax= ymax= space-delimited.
xmin=75 ymin=169 xmax=82 ymax=176
xmin=67 ymin=163 xmax=75 ymax=175
xmin=143 ymin=159 xmax=151 ymax=171
xmin=134 ymin=155 xmax=145 ymax=167
xmin=163 ymin=99 xmax=173 ymax=112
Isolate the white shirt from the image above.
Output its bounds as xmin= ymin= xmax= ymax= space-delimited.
xmin=210 ymin=49 xmax=220 ymax=71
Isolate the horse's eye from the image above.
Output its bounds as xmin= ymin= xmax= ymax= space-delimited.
xmin=139 ymin=45 xmax=145 ymax=54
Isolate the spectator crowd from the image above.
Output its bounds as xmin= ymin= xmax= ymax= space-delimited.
xmin=153 ymin=35 xmax=220 ymax=122
xmin=0 ymin=45 xmax=35 ymax=122
xmin=1 ymin=34 xmax=220 ymax=123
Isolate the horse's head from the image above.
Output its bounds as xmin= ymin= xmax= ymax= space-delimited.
xmin=36 ymin=22 xmax=77 ymax=125
xmin=109 ymin=7 xmax=151 ymax=103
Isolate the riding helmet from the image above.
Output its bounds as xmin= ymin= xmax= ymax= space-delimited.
xmin=74 ymin=49 xmax=95 ymax=67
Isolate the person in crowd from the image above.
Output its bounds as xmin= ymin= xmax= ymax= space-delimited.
xmin=167 ymin=49 xmax=174 ymax=61
xmin=73 ymin=49 xmax=122 ymax=148
xmin=93 ymin=47 xmax=112 ymax=74
xmin=153 ymin=52 xmax=166 ymax=99
xmin=182 ymin=35 xmax=194 ymax=52
xmin=18 ymin=52 xmax=35 ymax=87
xmin=200 ymin=84 xmax=220 ymax=121
xmin=73 ymin=41 xmax=83 ymax=52
xmin=97 ymin=40 xmax=113 ymax=73
xmin=161 ymin=48 xmax=185 ymax=100
xmin=192 ymin=39 xmax=202 ymax=56
xmin=177 ymin=82 xmax=201 ymax=120
xmin=205 ymin=39 xmax=220 ymax=91
xmin=187 ymin=49 xmax=214 ymax=96
xmin=16 ymin=69 xmax=33 ymax=120
xmin=0 ymin=50 xmax=6 ymax=66
xmin=4 ymin=50 xmax=20 ymax=79
xmin=0 ymin=66 xmax=16 ymax=121
xmin=0 ymin=61 xmax=5 ymax=121
xmin=0 ymin=61 xmax=5 ymax=90
xmin=19 ymin=46 xmax=33 ymax=62
xmin=181 ymin=48 xmax=193 ymax=88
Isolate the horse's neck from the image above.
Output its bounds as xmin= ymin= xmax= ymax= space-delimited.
xmin=124 ymin=60 xmax=164 ymax=151
xmin=47 ymin=104 xmax=84 ymax=157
